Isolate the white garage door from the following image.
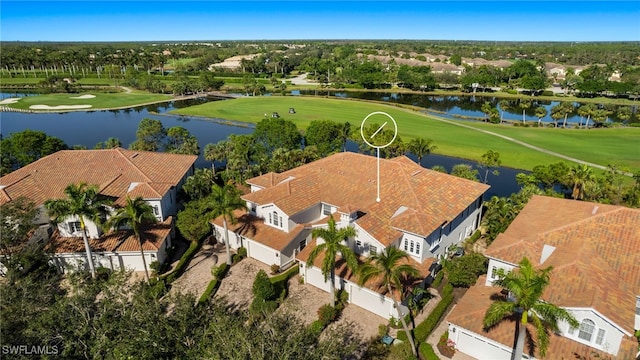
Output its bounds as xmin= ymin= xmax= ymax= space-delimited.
xmin=456 ymin=330 xmax=511 ymax=360
xmin=247 ymin=240 xmax=276 ymax=266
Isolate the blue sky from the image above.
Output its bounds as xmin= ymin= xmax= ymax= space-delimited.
xmin=1 ymin=1 xmax=639 ymax=42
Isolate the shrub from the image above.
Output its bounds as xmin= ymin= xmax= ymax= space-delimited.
xmin=541 ymin=90 xmax=554 ymax=96
xmin=335 ymin=289 xmax=349 ymax=311
xmin=378 ymin=324 xmax=389 ymax=337
xmin=317 ymin=304 xmax=339 ymax=327
xmin=250 ymin=298 xmax=278 ymax=316
xmin=505 ymin=89 xmax=518 ymax=95
xmin=232 ymin=254 xmax=241 ymax=264
xmin=252 ymin=269 xmax=277 ymax=301
xmin=212 ymin=262 xmax=229 ymax=280
xmin=198 ymin=279 xmax=219 ymax=305
xmin=445 ymin=253 xmax=488 ymax=288
xmin=149 ymin=260 xmax=160 ymax=274
xmin=309 ymin=320 xmax=325 ymax=336
xmin=437 ymin=330 xmax=456 ymax=358
xmin=269 ymin=264 xmax=299 ymax=284
xmin=270 ymin=264 xmax=280 ymax=274
xmin=237 ymin=247 xmax=247 ymax=258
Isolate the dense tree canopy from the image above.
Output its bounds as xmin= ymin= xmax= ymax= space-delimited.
xmin=0 ymin=130 xmax=68 ymax=175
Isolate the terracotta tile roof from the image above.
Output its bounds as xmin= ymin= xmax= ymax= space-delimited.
xmin=211 ymin=210 xmax=306 ymax=252
xmin=296 ymin=239 xmax=434 ymax=301
xmin=484 ymin=195 xmax=640 ymax=334
xmin=0 ymin=148 xmax=196 ymax=206
xmin=47 ymin=216 xmax=173 ymax=253
xmin=243 ymin=152 xmax=489 ymax=245
xmin=448 ymin=276 xmax=639 ymax=359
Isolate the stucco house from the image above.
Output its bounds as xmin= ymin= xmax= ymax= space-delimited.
xmin=0 ymin=148 xmax=197 ymax=273
xmin=447 ymin=195 xmax=640 ymax=359
xmin=212 ymin=152 xmax=489 ymax=318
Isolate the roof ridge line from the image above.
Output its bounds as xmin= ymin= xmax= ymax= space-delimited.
xmin=536 ymin=205 xmax=624 ymax=239
xmin=114 ymin=148 xmax=153 ymax=183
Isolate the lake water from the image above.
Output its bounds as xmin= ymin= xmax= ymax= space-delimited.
xmin=1 ymin=93 xmax=525 ymax=197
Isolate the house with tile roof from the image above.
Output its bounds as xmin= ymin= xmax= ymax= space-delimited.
xmin=447 ymin=195 xmax=640 ymax=360
xmin=0 ymin=148 xmax=197 ymax=273
xmin=212 ymin=152 xmax=489 ymax=318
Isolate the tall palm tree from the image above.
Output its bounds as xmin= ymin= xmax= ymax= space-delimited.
xmin=498 ymin=99 xmax=512 ymax=123
xmin=534 ymin=106 xmax=547 ymax=127
xmin=104 ymin=196 xmax=157 ymax=282
xmin=407 ymin=137 xmax=437 ymax=165
xmin=359 ymin=246 xmax=420 ymax=357
xmin=483 ymin=257 xmax=578 ymax=360
xmin=577 ymin=103 xmax=597 ymax=128
xmin=566 ymin=164 xmax=594 ymax=200
xmin=306 ymin=214 xmax=357 ymax=307
xmin=209 ymin=184 xmax=247 ymax=266
xmin=519 ymin=99 xmax=532 ymax=125
xmin=44 ymin=183 xmax=111 ymax=278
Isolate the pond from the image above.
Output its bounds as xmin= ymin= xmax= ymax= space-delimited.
xmin=1 ymin=93 xmax=525 ymax=198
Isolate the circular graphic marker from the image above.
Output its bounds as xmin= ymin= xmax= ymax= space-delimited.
xmin=360 ymin=111 xmax=398 ymax=149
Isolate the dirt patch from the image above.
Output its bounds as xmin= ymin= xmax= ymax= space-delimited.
xmin=213 ymin=258 xmax=272 ymax=311
xmin=169 ymin=243 xmax=226 ymax=298
xmin=277 ymin=274 xmax=331 ymax=325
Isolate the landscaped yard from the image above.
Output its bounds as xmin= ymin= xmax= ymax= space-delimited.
xmin=171 ymin=96 xmax=640 ymax=172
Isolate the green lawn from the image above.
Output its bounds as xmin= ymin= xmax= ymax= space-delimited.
xmin=171 ymin=96 xmax=640 ymax=172
xmin=2 ymin=92 xmax=172 ymax=110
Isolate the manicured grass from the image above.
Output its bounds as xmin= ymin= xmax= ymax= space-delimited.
xmin=171 ymin=96 xmax=640 ymax=171
xmin=3 ymin=92 xmax=172 ymax=110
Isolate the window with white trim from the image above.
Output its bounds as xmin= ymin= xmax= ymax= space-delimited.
xmin=152 ymin=205 xmax=159 ymax=216
xmin=68 ymin=221 xmax=81 ymax=233
xmin=356 ymin=240 xmax=362 ymax=248
xmin=415 ymin=242 xmax=420 ymax=254
xmin=322 ymin=203 xmax=331 ymax=216
xmin=578 ymin=319 xmax=595 ymax=342
xmin=404 ymin=240 xmax=408 ymax=251
xmin=299 ymin=238 xmax=306 ymax=251
xmin=273 ymin=211 xmax=279 ymax=227
xmin=491 ymin=266 xmax=497 ymax=279
xmin=595 ymin=329 xmax=605 ymax=345
xmin=369 ymin=245 xmax=377 ymax=256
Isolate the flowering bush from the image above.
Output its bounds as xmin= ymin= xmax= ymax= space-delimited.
xmin=437 ymin=331 xmax=456 ymax=358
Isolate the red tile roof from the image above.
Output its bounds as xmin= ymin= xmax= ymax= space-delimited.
xmin=211 ymin=210 xmax=306 ymax=251
xmin=0 ymin=148 xmax=196 ymax=206
xmin=485 ymin=195 xmax=640 ymax=335
xmin=47 ymin=216 xmax=173 ymax=253
xmin=243 ymin=152 xmax=489 ymax=246
xmin=448 ymin=276 xmax=639 ymax=359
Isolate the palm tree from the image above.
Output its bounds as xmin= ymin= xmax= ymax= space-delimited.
xmin=358 ymin=247 xmax=420 ymax=357
xmin=209 ymin=184 xmax=247 ymax=266
xmin=498 ymin=99 xmax=512 ymax=123
xmin=406 ymin=137 xmax=437 ymax=165
xmin=44 ymin=183 xmax=111 ymax=278
xmin=306 ymin=214 xmax=357 ymax=307
xmin=566 ymin=164 xmax=594 ymax=200
xmin=577 ymin=103 xmax=597 ymax=128
xmin=534 ymin=106 xmax=547 ymax=127
xmin=484 ymin=257 xmax=578 ymax=360
xmin=519 ymin=99 xmax=532 ymax=125
xmin=104 ymin=196 xmax=157 ymax=282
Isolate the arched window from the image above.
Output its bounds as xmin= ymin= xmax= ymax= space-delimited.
xmin=578 ymin=319 xmax=595 ymax=342
xmin=273 ymin=211 xmax=279 ymax=227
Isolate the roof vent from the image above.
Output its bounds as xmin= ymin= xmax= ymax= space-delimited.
xmin=540 ymin=244 xmax=556 ymax=264
xmin=411 ymin=170 xmax=422 ymax=176
xmin=131 ymin=153 xmax=139 ymax=159
xmin=591 ymin=206 xmax=599 ymax=215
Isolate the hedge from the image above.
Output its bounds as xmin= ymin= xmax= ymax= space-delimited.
xmin=419 ymin=343 xmax=439 ymax=360
xmin=432 ymin=271 xmax=445 ymax=288
xmin=269 ymin=264 xmax=299 ymax=284
xmin=198 ymin=278 xmax=220 ymax=305
xmin=161 ymin=240 xmax=201 ymax=284
xmin=397 ymin=284 xmax=454 ymax=342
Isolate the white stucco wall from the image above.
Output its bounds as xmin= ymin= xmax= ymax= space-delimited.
xmin=52 ymin=250 xmax=159 ymax=273
xmin=57 ymin=215 xmax=102 ymax=239
xmin=559 ymin=308 xmax=627 ymax=356
xmin=485 ymin=258 xmax=516 ymax=286
xmin=352 ymin=223 xmax=387 ymax=257
xmin=257 ymin=204 xmax=290 ymax=232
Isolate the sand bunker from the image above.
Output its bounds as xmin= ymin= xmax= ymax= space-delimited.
xmin=0 ymin=98 xmax=21 ymax=105
xmin=30 ymin=104 xmax=93 ymax=110
xmin=69 ymin=94 xmax=96 ymax=99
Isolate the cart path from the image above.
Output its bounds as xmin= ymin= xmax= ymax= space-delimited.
xmin=423 ymin=112 xmax=634 ymax=177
